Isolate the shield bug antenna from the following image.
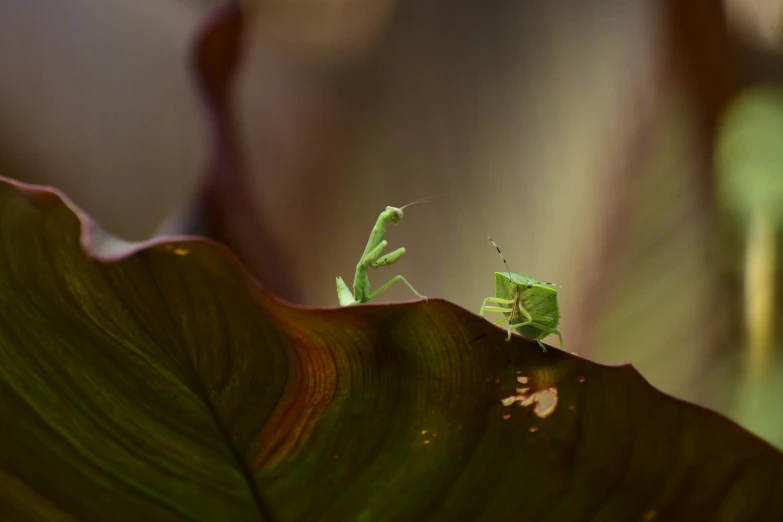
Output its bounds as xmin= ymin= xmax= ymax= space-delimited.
xmin=488 ymin=236 xmax=513 ymax=282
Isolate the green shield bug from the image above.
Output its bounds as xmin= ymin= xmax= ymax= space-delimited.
xmin=479 ymin=237 xmax=563 ymax=351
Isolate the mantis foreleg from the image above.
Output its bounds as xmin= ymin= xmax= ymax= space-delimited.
xmin=370 ymin=247 xmax=406 ymax=268
xmin=361 ymin=240 xmax=388 ymax=268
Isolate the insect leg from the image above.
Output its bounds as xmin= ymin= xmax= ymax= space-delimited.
xmin=482 ymin=306 xmax=514 ymax=313
xmin=529 ymin=325 xmax=562 ymax=351
xmin=351 ymin=239 xmax=389 ymax=303
xmin=368 ymin=274 xmax=427 ymax=301
xmin=361 ymin=240 xmax=389 ymax=267
xmin=506 ymin=318 xmax=534 ymax=341
xmin=508 ymin=321 xmax=563 ymax=351
xmin=506 ymin=320 xmax=542 ymax=350
xmin=360 ymin=208 xmax=396 ymax=261
xmin=530 ymin=314 xmax=554 ymax=323
xmin=370 ymin=247 xmax=406 ymax=268
xmin=349 ymin=208 xmax=398 ymax=303
xmin=543 ymin=328 xmax=564 ymax=350
xmin=336 ymin=276 xmax=357 ymax=306
xmin=506 ymin=305 xmax=534 ymax=341
xmin=511 ymin=322 xmax=562 ymax=342
xmin=479 ymin=297 xmax=514 ymax=315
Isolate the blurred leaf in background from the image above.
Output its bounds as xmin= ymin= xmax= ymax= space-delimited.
xmin=717 ymin=84 xmax=783 ymax=448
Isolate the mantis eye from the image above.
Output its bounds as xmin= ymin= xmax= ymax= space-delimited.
xmin=526 ymin=283 xmax=533 ymax=289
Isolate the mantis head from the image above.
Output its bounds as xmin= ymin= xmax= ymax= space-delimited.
xmin=389 ymin=194 xmax=443 ymax=225
xmin=386 ymin=206 xmax=404 ymax=224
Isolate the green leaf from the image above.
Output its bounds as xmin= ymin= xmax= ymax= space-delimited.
xmin=717 ymin=84 xmax=783 ymax=224
xmin=1 ymin=176 xmax=782 ymax=521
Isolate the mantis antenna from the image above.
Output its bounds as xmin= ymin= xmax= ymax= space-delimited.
xmin=399 ymin=192 xmax=448 ymax=211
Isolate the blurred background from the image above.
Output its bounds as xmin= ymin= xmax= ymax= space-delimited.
xmin=1 ymin=0 xmax=783 ymax=447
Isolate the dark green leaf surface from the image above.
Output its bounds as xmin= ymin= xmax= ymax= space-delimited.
xmin=0 ymin=177 xmax=782 ymax=522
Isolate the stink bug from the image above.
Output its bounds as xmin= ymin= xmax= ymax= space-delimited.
xmin=478 ymin=237 xmax=563 ymax=351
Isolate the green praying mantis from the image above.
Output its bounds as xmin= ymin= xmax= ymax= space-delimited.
xmin=336 ymin=199 xmax=432 ymax=307
xmin=335 ymin=202 xmax=563 ymax=352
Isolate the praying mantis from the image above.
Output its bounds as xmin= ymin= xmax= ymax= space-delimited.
xmin=479 ymin=237 xmax=563 ymax=351
xmin=336 ymin=199 xmax=432 ymax=307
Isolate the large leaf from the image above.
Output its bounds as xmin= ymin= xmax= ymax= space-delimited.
xmin=1 ymin=178 xmax=783 ymax=521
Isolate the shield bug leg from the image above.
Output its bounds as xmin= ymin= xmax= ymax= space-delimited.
xmin=508 ymin=320 xmax=563 ymax=351
xmin=506 ymin=304 xmax=535 ymax=342
xmin=531 ymin=314 xmax=554 ymax=323
xmin=479 ymin=297 xmax=514 ymax=315
xmin=491 ymin=316 xmax=510 ymax=326
xmin=481 ymin=306 xmax=514 ymax=314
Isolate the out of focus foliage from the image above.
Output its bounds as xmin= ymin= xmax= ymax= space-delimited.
xmin=718 ymin=85 xmax=783 ymax=223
